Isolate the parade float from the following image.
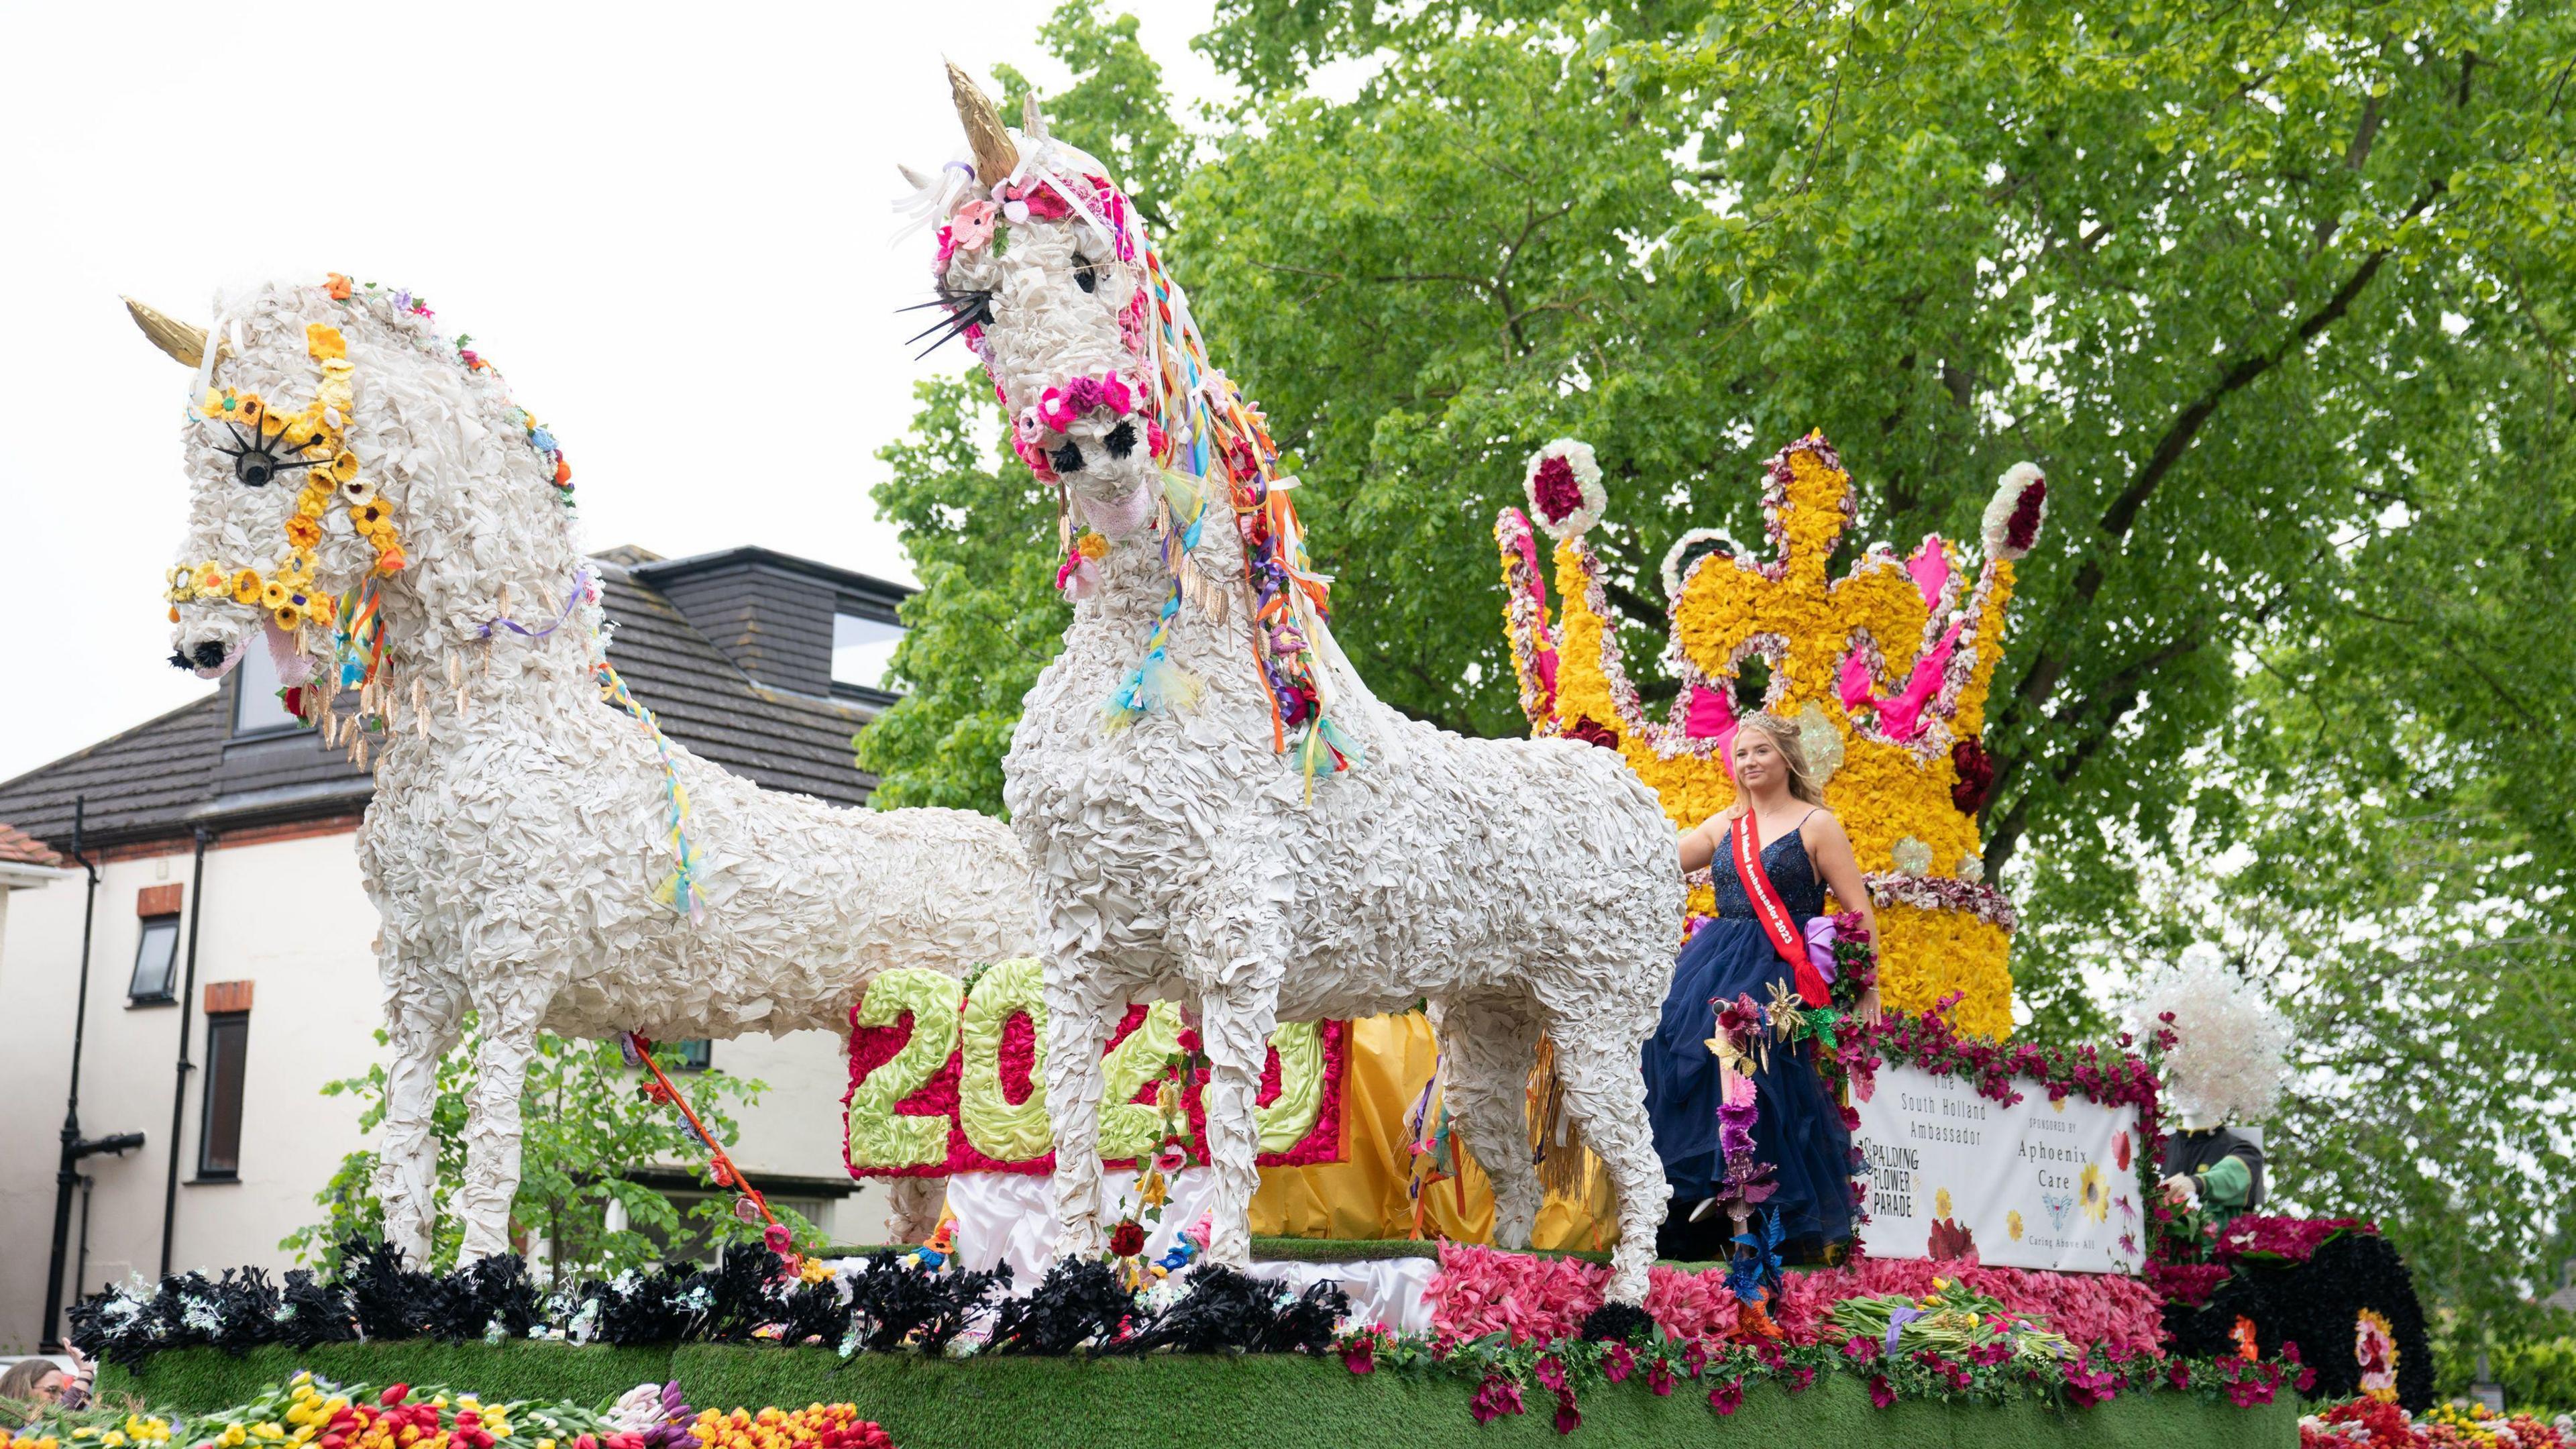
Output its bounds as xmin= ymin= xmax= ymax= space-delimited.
xmin=50 ymin=66 xmax=2461 ymax=1449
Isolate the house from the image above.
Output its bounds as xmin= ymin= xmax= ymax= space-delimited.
xmin=0 ymin=545 xmax=914 ymax=1353
xmin=0 ymin=824 xmax=70 ymax=941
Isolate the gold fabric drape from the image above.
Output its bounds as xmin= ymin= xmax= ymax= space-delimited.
xmin=1248 ymin=1012 xmax=1614 ymax=1250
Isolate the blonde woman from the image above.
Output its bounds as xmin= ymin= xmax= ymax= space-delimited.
xmin=1646 ymin=712 xmax=1880 ymax=1262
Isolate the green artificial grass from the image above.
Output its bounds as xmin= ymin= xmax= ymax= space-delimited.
xmin=98 ymin=1343 xmax=2298 ymax=1448
xmin=97 ymin=1342 xmax=673 ymax=1414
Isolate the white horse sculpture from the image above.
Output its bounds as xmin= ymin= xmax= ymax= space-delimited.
xmin=920 ymin=74 xmax=1684 ymax=1301
xmin=136 ymin=281 xmax=1034 ymax=1264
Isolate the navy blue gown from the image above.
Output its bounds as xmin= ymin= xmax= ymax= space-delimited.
xmin=1644 ymin=822 xmax=1856 ymax=1260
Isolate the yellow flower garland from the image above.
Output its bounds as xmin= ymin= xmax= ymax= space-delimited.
xmin=164 ymin=315 xmax=407 ymax=637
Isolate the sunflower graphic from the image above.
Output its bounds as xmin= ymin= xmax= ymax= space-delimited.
xmin=2007 ymin=1210 xmax=2025 ymax=1242
xmin=2079 ymin=1162 xmax=2110 ymax=1223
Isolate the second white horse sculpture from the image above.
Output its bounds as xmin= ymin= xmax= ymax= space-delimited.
xmin=922 ymin=74 xmax=1684 ymax=1302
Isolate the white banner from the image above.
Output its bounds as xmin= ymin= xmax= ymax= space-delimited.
xmin=1851 ymin=1063 xmax=2145 ymax=1274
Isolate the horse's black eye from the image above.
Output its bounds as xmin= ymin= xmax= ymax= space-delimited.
xmin=1049 ymin=439 xmax=1086 ymax=474
xmin=1071 ymin=252 xmax=1097 ymax=294
xmin=211 ymin=419 xmax=327 ymax=489
xmin=1104 ymin=420 xmax=1136 ymax=459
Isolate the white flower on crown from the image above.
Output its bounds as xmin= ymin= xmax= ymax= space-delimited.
xmin=1523 ymin=438 xmax=1607 ymax=541
xmin=1661 ymin=526 xmax=1744 ymax=601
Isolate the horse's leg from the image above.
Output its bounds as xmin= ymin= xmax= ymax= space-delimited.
xmin=1550 ymin=1002 xmax=1670 ymax=1304
xmin=374 ymin=974 xmax=462 ymax=1267
xmin=1194 ymin=975 xmax=1281 ymax=1271
xmin=1432 ymin=997 xmax=1544 ymax=1250
xmin=885 ymin=1176 xmax=947 ymax=1244
xmin=453 ymin=972 xmax=551 ymax=1267
xmin=1042 ymin=962 xmax=1118 ymax=1263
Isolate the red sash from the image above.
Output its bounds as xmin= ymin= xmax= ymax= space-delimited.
xmin=1732 ymin=812 xmax=1832 ymax=1007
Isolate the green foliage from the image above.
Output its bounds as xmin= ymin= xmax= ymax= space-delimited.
xmin=1185 ymin=0 xmax=2571 ymax=910
xmin=281 ymin=1021 xmax=815 ymax=1275
xmin=2434 ymin=1328 xmax=2576 ymax=1415
xmin=852 ymin=376 xmax=1064 ymax=815
xmin=996 ymin=2 xmax=1191 ymax=228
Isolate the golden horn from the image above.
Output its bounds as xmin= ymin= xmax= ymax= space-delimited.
xmin=945 ymin=60 xmax=1019 ymax=184
xmin=123 ymin=297 xmax=228 ymax=368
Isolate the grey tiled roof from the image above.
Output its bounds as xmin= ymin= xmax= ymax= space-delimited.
xmin=0 ymin=552 xmax=891 ymax=852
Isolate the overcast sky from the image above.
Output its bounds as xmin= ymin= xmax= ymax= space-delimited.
xmin=0 ymin=0 xmax=1229 ymax=784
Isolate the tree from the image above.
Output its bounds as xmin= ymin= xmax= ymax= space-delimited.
xmin=853 ymin=378 xmax=1064 ymax=814
xmin=282 ymin=1022 xmax=816 ymax=1276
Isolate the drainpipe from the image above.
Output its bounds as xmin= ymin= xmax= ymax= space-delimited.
xmin=74 ymin=1172 xmax=95 ymax=1307
xmin=158 ymin=825 xmax=211 ymax=1278
xmin=39 ymin=798 xmax=100 ymax=1351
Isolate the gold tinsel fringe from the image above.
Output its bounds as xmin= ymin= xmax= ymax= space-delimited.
xmin=1527 ymin=1036 xmax=1619 ymax=1223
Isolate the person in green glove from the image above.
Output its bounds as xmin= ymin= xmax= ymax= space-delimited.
xmin=2129 ymin=947 xmax=2289 ymax=1229
xmin=2159 ymin=1125 xmax=2264 ymax=1222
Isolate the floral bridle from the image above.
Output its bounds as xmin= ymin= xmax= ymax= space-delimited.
xmin=164 ymin=312 xmax=406 ymax=643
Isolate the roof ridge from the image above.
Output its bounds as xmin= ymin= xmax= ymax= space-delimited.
xmin=0 ymin=690 xmax=222 ymax=800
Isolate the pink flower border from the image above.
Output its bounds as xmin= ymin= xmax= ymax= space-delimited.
xmin=1428 ymin=1242 xmax=2169 ymax=1360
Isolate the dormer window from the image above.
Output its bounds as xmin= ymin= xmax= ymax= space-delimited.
xmin=833 ymin=612 xmax=904 ymax=693
xmin=231 ymin=638 xmax=311 ymax=737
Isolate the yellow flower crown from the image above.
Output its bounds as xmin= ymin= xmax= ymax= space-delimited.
xmin=1495 ymin=431 xmax=2047 ymax=1039
xmin=164 ymin=320 xmax=405 ymax=636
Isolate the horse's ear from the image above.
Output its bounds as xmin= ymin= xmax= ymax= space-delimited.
xmin=945 ymin=60 xmax=1018 ymax=184
xmin=1021 ymin=91 xmax=1048 ymax=141
xmin=123 ymin=297 xmax=225 ymax=368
